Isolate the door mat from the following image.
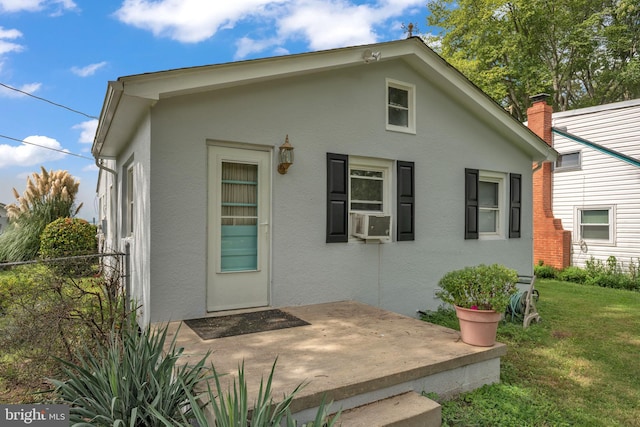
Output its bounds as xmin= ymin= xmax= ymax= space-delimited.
xmin=184 ymin=309 xmax=310 ymax=340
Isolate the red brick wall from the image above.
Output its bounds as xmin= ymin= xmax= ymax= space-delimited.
xmin=529 ymin=99 xmax=571 ymax=269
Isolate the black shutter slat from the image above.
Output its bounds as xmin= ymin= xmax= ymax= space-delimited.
xmin=465 ymin=168 xmax=479 ymax=239
xmin=397 ymin=161 xmax=415 ymax=241
xmin=326 ymin=153 xmax=349 ymax=243
xmin=509 ymin=173 xmax=522 ymax=238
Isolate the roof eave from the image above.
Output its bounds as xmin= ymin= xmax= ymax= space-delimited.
xmin=93 ymin=37 xmax=556 ymax=163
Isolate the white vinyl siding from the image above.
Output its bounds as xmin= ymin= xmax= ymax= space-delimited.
xmin=552 ymin=100 xmax=640 ymax=267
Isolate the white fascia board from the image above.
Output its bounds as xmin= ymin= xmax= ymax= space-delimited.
xmin=92 ymin=80 xmax=154 ymax=158
xmin=118 ymin=43 xmax=397 ymax=100
xmin=552 ymin=98 xmax=640 ymax=119
xmin=93 ymin=37 xmax=556 ymax=162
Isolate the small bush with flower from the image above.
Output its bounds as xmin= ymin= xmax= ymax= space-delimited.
xmin=436 ymin=264 xmax=519 ymax=313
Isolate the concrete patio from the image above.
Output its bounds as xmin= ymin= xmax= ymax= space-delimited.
xmin=165 ymin=301 xmax=507 ymax=426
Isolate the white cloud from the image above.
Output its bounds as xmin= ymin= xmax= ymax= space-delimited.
xmin=71 ymin=61 xmax=107 ymax=77
xmin=277 ymin=1 xmax=379 ymax=50
xmin=0 ymin=82 xmax=41 ymax=98
xmin=234 ymin=36 xmax=281 ymax=60
xmin=72 ymin=119 xmax=98 ymax=144
xmin=115 ymin=0 xmax=423 ymax=58
xmin=0 ymin=136 xmax=67 ymax=168
xmin=0 ymin=0 xmax=77 ymax=13
xmin=115 ymin=0 xmax=285 ymax=43
xmin=0 ymin=26 xmax=23 ymax=55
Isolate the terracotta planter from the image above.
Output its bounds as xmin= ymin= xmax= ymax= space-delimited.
xmin=455 ymin=306 xmax=502 ymax=347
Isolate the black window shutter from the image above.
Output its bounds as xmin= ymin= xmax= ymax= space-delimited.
xmin=465 ymin=168 xmax=479 ymax=239
xmin=509 ymin=173 xmax=522 ymax=238
xmin=326 ymin=153 xmax=349 ymax=243
xmin=397 ymin=161 xmax=415 ymax=241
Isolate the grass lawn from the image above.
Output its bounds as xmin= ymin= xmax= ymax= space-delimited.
xmin=425 ymin=279 xmax=640 ymax=426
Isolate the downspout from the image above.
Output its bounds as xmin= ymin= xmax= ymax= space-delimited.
xmin=95 ymin=157 xmax=117 ymax=176
xmin=92 ymin=80 xmax=125 ymax=249
xmin=532 ymin=141 xmax=556 ymax=172
xmin=532 ymin=161 xmax=544 ymax=173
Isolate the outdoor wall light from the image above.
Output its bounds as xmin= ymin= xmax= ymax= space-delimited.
xmin=277 ymin=135 xmax=294 ymax=174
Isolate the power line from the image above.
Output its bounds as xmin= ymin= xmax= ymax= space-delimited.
xmin=0 ymin=134 xmax=94 ymax=161
xmin=0 ymin=82 xmax=99 ymax=120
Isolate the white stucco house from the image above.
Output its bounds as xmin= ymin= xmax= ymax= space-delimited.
xmin=92 ymin=37 xmax=555 ymax=325
xmin=551 ymin=99 xmax=640 ymax=268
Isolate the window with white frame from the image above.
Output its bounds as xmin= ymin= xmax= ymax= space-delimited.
xmin=386 ymin=79 xmax=416 ymax=134
xmin=126 ymin=166 xmax=134 ymax=236
xmin=555 ymin=151 xmax=581 ymax=171
xmin=577 ymin=207 xmax=614 ymax=243
xmin=478 ymin=172 xmax=505 ymax=237
xmin=349 ymin=158 xmax=391 ymax=214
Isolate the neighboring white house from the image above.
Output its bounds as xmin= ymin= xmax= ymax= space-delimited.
xmin=551 ymin=98 xmax=640 ymax=268
xmin=0 ymin=203 xmax=7 ymax=235
xmin=92 ymin=37 xmax=555 ymax=325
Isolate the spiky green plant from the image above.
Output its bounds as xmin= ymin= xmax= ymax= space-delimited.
xmin=50 ymin=313 xmax=211 ymax=426
xmin=154 ymin=359 xmax=340 ymax=427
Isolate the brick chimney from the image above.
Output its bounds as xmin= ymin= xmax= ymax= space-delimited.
xmin=528 ymin=94 xmax=571 ymax=269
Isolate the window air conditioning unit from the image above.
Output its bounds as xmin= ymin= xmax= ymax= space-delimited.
xmin=351 ymin=213 xmax=391 ymax=240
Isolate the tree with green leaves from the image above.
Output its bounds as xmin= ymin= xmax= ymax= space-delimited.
xmin=0 ymin=167 xmax=83 ymax=261
xmin=425 ymin=0 xmax=640 ymax=120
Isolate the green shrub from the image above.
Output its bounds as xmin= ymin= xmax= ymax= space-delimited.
xmin=436 ymin=264 xmax=518 ymax=313
xmin=176 ymin=360 xmax=340 ymax=427
xmin=39 ymin=218 xmax=97 ymax=276
xmin=0 ymin=261 xmax=126 ymax=402
xmin=586 ymin=273 xmax=638 ymax=290
xmin=51 ymin=313 xmax=211 ymax=426
xmin=53 ymin=316 xmax=339 ymax=427
xmin=557 ymin=266 xmax=587 ymax=283
xmin=534 ymin=263 xmax=557 ymax=279
xmin=39 ymin=217 xmax=97 ymax=258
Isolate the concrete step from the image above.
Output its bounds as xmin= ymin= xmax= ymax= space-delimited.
xmin=336 ymin=391 xmax=441 ymax=427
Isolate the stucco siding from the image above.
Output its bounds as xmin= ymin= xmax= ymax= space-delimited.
xmin=552 ymin=100 xmax=640 ymax=268
xmin=116 ymin=115 xmax=152 ymax=325
xmin=145 ymin=60 xmax=535 ymax=322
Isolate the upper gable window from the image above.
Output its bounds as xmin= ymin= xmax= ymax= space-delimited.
xmin=386 ymin=79 xmax=416 ymax=134
xmin=555 ymin=151 xmax=581 ymax=171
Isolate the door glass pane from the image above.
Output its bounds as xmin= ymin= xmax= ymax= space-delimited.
xmin=220 ymin=162 xmax=258 ymax=272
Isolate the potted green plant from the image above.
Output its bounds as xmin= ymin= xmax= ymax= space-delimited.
xmin=436 ymin=264 xmax=518 ymax=346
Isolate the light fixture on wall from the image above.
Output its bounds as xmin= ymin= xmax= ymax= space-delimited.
xmin=362 ymin=49 xmax=381 ymax=63
xmin=277 ymin=135 xmax=294 ymax=174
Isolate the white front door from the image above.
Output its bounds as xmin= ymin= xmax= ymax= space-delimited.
xmin=207 ymin=145 xmax=271 ymax=312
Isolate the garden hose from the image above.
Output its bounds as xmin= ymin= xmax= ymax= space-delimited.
xmin=506 ymin=289 xmax=539 ymax=322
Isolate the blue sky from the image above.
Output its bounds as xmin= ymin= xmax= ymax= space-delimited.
xmin=0 ymin=0 xmax=427 ymax=221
